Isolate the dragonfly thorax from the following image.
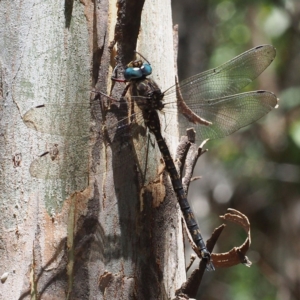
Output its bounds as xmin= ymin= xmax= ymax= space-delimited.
xmin=131 ymin=78 xmax=165 ymax=112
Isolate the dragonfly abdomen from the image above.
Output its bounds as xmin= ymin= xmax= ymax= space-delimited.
xmin=145 ymin=109 xmax=212 ymax=266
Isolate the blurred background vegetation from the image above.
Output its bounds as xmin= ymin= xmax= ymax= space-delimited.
xmin=172 ymin=0 xmax=300 ymax=299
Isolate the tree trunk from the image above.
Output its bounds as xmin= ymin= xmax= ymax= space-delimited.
xmin=0 ymin=0 xmax=186 ymax=299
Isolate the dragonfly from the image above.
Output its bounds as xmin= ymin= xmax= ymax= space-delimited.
xmin=24 ymin=45 xmax=277 ymax=262
xmin=109 ymin=44 xmax=277 ymax=269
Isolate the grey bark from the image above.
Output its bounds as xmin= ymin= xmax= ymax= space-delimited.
xmin=0 ymin=0 xmax=185 ymax=299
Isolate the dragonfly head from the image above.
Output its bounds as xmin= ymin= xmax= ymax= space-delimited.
xmin=124 ymin=59 xmax=152 ymax=81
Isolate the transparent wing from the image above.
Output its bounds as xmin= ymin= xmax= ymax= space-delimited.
xmin=171 ymin=91 xmax=278 ymax=142
xmin=23 ymin=102 xmax=92 ymax=136
xmin=23 ymin=100 xmax=158 ymax=183
xmin=163 ymin=45 xmax=276 ymax=102
xmin=132 ymin=89 xmax=278 ymax=143
xmin=29 ymin=138 xmax=90 ymax=179
xmin=23 ymin=101 xmax=93 ymax=181
xmin=161 ymin=44 xmax=277 ymax=142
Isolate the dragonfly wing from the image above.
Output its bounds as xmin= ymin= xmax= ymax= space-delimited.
xmin=175 ymin=91 xmax=278 ymax=141
xmin=109 ymin=99 xmax=163 ymax=186
xmin=23 ymin=102 xmax=93 ymax=136
xmin=164 ymin=45 xmax=276 ymax=102
xmin=29 ymin=137 xmax=90 ymax=179
xmin=25 ymin=100 xmax=160 ymax=185
xmin=24 ymin=102 xmax=97 ymax=181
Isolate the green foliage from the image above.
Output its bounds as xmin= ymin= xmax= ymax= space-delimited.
xmin=227 ymin=265 xmax=277 ymax=300
xmin=173 ymin=0 xmax=300 ymax=299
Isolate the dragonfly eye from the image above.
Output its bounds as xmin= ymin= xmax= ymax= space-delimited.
xmin=141 ymin=63 xmax=152 ymax=76
xmin=124 ymin=67 xmax=143 ymax=80
xmin=124 ymin=63 xmax=152 ymax=81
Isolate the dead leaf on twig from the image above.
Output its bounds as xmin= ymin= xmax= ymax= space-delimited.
xmin=211 ymin=208 xmax=252 ymax=268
